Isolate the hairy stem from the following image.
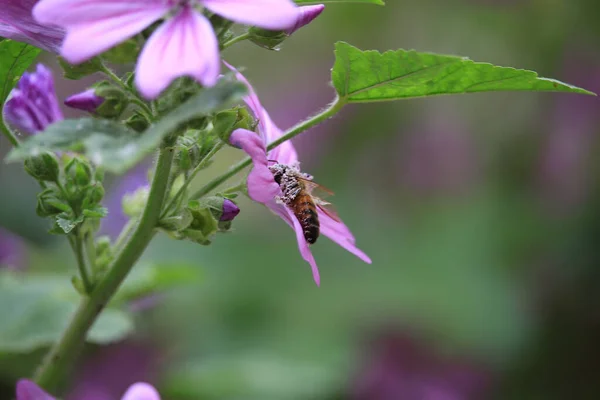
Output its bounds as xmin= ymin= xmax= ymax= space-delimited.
xmin=70 ymin=234 xmax=93 ymax=293
xmin=34 ymin=142 xmax=175 ymax=393
xmin=0 ymin=117 xmax=20 ymax=147
xmin=222 ymin=32 xmax=251 ymax=49
xmin=190 ymin=96 xmax=345 ymax=199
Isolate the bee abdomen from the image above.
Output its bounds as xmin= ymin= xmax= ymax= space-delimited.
xmin=293 ymin=198 xmax=320 ymax=244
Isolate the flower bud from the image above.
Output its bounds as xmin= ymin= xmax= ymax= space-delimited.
xmin=64 ymin=89 xmax=104 ymax=113
xmin=65 ymin=156 xmax=93 ymax=186
xmin=203 ymin=196 xmax=240 ymax=222
xmin=90 ymin=82 xmax=129 ymax=119
xmin=220 ymin=199 xmax=240 ymax=221
xmin=122 ymin=185 xmax=150 ymax=218
xmin=213 ymin=107 xmax=255 ymax=142
xmin=248 ymin=27 xmax=288 ymax=50
xmin=24 ymin=152 xmax=60 ymax=182
xmin=3 ymin=64 xmax=63 ymax=135
xmin=36 ymin=188 xmax=70 ymax=217
xmin=248 ymin=5 xmax=324 ymax=50
xmin=286 ymin=5 xmax=325 ymax=35
xmin=85 ymin=183 xmax=105 ymax=205
xmin=125 ymin=112 xmax=150 ymax=132
xmin=175 ymin=136 xmax=201 ymax=171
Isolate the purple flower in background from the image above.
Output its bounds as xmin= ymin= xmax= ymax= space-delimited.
xmin=64 ymin=89 xmax=105 ymax=113
xmin=67 ymin=342 xmax=162 ymax=400
xmin=33 ymin=0 xmax=300 ymax=99
xmin=17 ymin=379 xmax=161 ymax=400
xmin=537 ymin=50 xmax=600 ymax=214
xmin=225 ymin=62 xmax=371 ymax=286
xmin=220 ymin=199 xmax=240 ymax=221
xmin=350 ymin=329 xmax=491 ymax=400
xmin=0 ymin=228 xmax=26 ymax=270
xmin=100 ymin=163 xmax=149 ymax=238
xmin=3 ymin=64 xmax=63 ymax=135
xmin=0 ymin=0 xmax=64 ymax=52
xmin=285 ymin=5 xmax=325 ymax=35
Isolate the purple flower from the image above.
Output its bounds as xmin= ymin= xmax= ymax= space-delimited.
xmin=64 ymin=89 xmax=105 ymax=113
xmin=285 ymin=5 xmax=325 ymax=35
xmin=220 ymin=199 xmax=240 ymax=221
xmin=33 ymin=0 xmax=301 ymax=99
xmin=0 ymin=0 xmax=64 ymax=52
xmin=0 ymin=228 xmax=26 ymax=270
xmin=3 ymin=64 xmax=63 ymax=135
xmin=16 ymin=379 xmax=161 ymax=400
xmin=350 ymin=330 xmax=491 ymax=400
xmin=225 ymin=63 xmax=371 ymax=286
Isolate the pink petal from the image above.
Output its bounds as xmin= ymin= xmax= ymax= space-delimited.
xmin=33 ymin=0 xmax=168 ymax=63
xmin=223 ymin=61 xmax=299 ymax=164
xmin=135 ymin=7 xmax=219 ymax=99
xmin=120 ymin=382 xmax=161 ymax=400
xmin=229 ymin=129 xmax=280 ymax=203
xmin=268 ymin=203 xmax=320 ymax=285
xmin=203 ymin=0 xmax=299 ymax=30
xmin=16 ymin=379 xmax=55 ymax=400
xmin=319 ymin=211 xmax=372 ymax=264
xmin=0 ymin=0 xmax=64 ymax=52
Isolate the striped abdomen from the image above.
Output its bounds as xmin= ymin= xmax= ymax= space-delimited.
xmin=291 ymin=192 xmax=320 ymax=244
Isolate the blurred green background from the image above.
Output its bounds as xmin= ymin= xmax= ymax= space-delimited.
xmin=1 ymin=0 xmax=600 ymax=399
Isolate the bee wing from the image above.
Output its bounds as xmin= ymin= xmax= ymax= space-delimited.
xmin=316 ymin=201 xmax=342 ymax=222
xmin=297 ymin=177 xmax=335 ymax=198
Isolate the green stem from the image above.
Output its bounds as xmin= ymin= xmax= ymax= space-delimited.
xmin=34 ymin=142 xmax=175 ymax=393
xmin=222 ymin=32 xmax=251 ymax=49
xmin=71 ymin=234 xmax=93 ymax=293
xmin=190 ymin=96 xmax=346 ymax=199
xmin=161 ymin=142 xmax=224 ymax=218
xmin=0 ymin=117 xmax=20 ymax=147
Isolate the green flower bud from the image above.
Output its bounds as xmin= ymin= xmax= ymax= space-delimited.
xmin=93 ymin=82 xmax=129 ymax=119
xmin=85 ymin=183 xmax=105 ymax=205
xmin=248 ymin=27 xmax=288 ymax=50
xmin=36 ymin=188 xmax=70 ymax=217
xmin=125 ymin=112 xmax=150 ymax=133
xmin=65 ymin=156 xmax=93 ymax=186
xmin=181 ymin=200 xmax=219 ymax=245
xmin=94 ymin=235 xmax=113 ymax=274
xmin=175 ymin=135 xmax=202 ymax=171
xmin=213 ymin=107 xmax=255 ymax=142
xmin=24 ymin=152 xmax=60 ymax=182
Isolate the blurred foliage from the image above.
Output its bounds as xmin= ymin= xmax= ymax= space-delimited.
xmin=1 ymin=0 xmax=599 ymax=399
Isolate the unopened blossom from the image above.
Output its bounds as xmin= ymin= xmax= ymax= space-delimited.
xmin=16 ymin=379 xmax=160 ymax=400
xmin=0 ymin=0 xmax=64 ymax=52
xmin=3 ymin=64 xmax=63 ymax=135
xmin=286 ymin=5 xmax=325 ymax=35
xmin=225 ymin=63 xmax=371 ymax=285
xmin=33 ymin=0 xmax=301 ymax=99
xmin=64 ymin=89 xmax=104 ymax=113
xmin=220 ymin=199 xmax=240 ymax=221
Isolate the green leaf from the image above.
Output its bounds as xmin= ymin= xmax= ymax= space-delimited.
xmin=0 ymin=40 xmax=41 ymax=105
xmin=111 ymin=263 xmax=202 ymax=305
xmin=332 ymin=42 xmax=595 ymax=103
xmin=55 ymin=213 xmax=84 ymax=234
xmin=6 ymin=79 xmax=248 ymax=173
xmin=294 ymin=0 xmax=383 ymax=4
xmin=0 ymin=273 xmax=134 ymax=352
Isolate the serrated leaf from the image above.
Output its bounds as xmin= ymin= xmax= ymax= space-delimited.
xmin=55 ymin=213 xmax=84 ymax=234
xmin=0 ymin=40 xmax=41 ymax=105
xmin=0 ymin=273 xmax=134 ymax=352
xmin=332 ymin=42 xmax=595 ymax=103
xmin=294 ymin=0 xmax=383 ymax=4
xmin=6 ymin=79 xmax=247 ymax=173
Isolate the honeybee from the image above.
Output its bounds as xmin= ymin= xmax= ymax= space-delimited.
xmin=269 ymin=162 xmax=340 ymax=244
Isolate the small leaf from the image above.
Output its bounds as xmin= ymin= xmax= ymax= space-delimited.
xmin=332 ymin=42 xmax=595 ymax=103
xmin=55 ymin=213 xmax=84 ymax=234
xmin=82 ymin=207 xmax=109 ymax=218
xmin=294 ymin=0 xmax=384 ymax=4
xmin=58 ymin=56 xmax=103 ymax=80
xmin=0 ymin=40 xmax=41 ymax=105
xmin=6 ymin=79 xmax=248 ymax=173
xmin=0 ymin=272 xmax=134 ymax=352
